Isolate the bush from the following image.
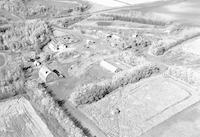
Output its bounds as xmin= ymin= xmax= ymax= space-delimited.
xmin=70 ymin=63 xmax=160 ymax=106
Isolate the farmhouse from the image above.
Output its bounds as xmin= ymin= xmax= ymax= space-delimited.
xmin=100 ymin=60 xmax=122 ymax=73
xmin=48 ymin=38 xmax=68 ymax=52
xmin=39 ymin=66 xmax=58 ymax=83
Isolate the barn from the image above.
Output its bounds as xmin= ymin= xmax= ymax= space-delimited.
xmin=48 ymin=38 xmax=68 ymax=52
xmin=100 ymin=60 xmax=122 ymax=73
xmin=39 ymin=66 xmax=58 ymax=83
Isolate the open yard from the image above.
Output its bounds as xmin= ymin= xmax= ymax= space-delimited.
xmin=0 ymin=96 xmax=53 ymax=137
xmin=80 ymin=75 xmax=200 ymax=137
xmin=47 ymin=62 xmax=113 ymax=100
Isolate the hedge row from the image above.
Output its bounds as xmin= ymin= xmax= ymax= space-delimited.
xmin=70 ymin=63 xmax=160 ymax=106
xmin=100 ymin=13 xmax=169 ymax=26
xmin=26 ymin=81 xmax=92 ymax=137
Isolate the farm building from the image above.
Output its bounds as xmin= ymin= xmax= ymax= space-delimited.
xmin=39 ymin=66 xmax=58 ymax=83
xmin=107 ymin=57 xmax=133 ymax=70
xmin=48 ymin=38 xmax=68 ymax=52
xmin=100 ymin=60 xmax=122 ymax=73
xmin=34 ymin=60 xmax=41 ymax=67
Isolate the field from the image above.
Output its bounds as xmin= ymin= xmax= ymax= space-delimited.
xmin=140 ymin=0 xmax=200 ymax=26
xmin=0 ymin=96 xmax=53 ymax=137
xmin=80 ymin=75 xmax=200 ymax=137
xmin=140 ymin=98 xmax=200 ymax=137
xmin=158 ymin=36 xmax=200 ymax=69
xmin=181 ymin=37 xmax=200 ymax=55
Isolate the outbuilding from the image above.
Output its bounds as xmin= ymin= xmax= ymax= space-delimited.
xmin=100 ymin=60 xmax=121 ymax=73
xmin=39 ymin=66 xmax=58 ymax=83
xmin=48 ymin=38 xmax=68 ymax=52
xmin=34 ymin=60 xmax=41 ymax=67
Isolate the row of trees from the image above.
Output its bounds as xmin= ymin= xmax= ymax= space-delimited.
xmin=70 ymin=63 xmax=160 ymax=106
xmin=26 ymin=81 xmax=92 ymax=137
xmin=100 ymin=12 xmax=170 ymax=26
xmin=55 ymin=15 xmax=89 ymax=28
xmin=87 ymin=16 xmax=114 ymax=22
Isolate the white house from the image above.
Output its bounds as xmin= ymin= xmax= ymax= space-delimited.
xmin=100 ymin=60 xmax=121 ymax=73
xmin=48 ymin=38 xmax=68 ymax=52
xmin=39 ymin=66 xmax=58 ymax=83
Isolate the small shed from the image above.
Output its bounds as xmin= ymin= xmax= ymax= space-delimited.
xmin=100 ymin=60 xmax=121 ymax=73
xmin=39 ymin=66 xmax=58 ymax=83
xmin=34 ymin=60 xmax=41 ymax=67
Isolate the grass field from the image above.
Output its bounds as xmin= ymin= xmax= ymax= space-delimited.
xmin=0 ymin=97 xmax=53 ymax=137
xmin=81 ymin=75 xmax=200 ymax=137
xmin=181 ymin=37 xmax=200 ymax=55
